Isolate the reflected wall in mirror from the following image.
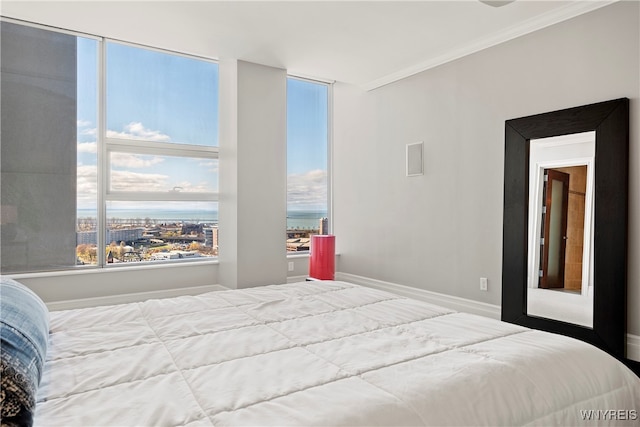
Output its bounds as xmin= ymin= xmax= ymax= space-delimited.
xmin=527 ymin=132 xmax=595 ymax=328
xmin=502 ymin=98 xmax=628 ymax=360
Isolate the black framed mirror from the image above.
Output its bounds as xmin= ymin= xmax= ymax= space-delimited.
xmin=502 ymin=98 xmax=628 ymax=360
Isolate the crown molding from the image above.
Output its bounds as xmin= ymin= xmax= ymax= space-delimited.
xmin=362 ymin=0 xmax=619 ymax=91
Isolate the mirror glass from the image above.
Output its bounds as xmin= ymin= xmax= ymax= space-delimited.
xmin=527 ymin=131 xmax=595 ymax=328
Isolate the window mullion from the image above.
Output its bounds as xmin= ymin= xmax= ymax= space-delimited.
xmin=97 ymin=38 xmax=107 ymax=267
xmin=327 ymin=82 xmax=334 ymax=235
xmin=106 ymin=192 xmax=218 ymax=202
xmin=105 ymin=138 xmax=218 ymax=158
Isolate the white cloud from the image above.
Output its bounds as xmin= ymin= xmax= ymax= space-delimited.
xmin=111 ymin=170 xmax=169 ymax=192
xmin=77 ymin=122 xmax=171 ymax=150
xmin=110 ymin=152 xmax=165 ymax=168
xmin=287 ymin=169 xmax=327 ymax=209
xmin=198 ymin=160 xmax=218 ymax=173
xmin=81 ymin=128 xmax=97 ymax=138
xmin=109 ymin=172 xmax=214 ymax=194
xmin=77 ymin=165 xmax=97 ymax=208
xmin=107 ymin=122 xmax=171 ymax=142
xmin=77 ymin=142 xmax=97 ymax=153
xmin=173 ymin=180 xmax=215 ymax=193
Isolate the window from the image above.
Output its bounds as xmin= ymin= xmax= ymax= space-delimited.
xmin=286 ymin=77 xmax=330 ymax=252
xmin=1 ymin=21 xmax=219 ymax=273
xmin=102 ymin=42 xmax=219 ymax=266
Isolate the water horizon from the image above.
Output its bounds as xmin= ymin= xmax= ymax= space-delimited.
xmin=77 ymin=208 xmax=327 ymax=229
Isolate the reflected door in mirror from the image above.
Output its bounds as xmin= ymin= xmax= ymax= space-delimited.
xmin=540 ymin=169 xmax=569 ymax=289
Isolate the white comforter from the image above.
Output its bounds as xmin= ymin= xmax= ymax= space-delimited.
xmin=35 ymin=281 xmax=639 ymax=426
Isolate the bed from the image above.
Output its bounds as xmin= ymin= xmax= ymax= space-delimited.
xmin=2 ymin=277 xmax=639 ymax=426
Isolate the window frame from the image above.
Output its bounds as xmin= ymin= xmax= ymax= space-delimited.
xmin=285 ymin=75 xmax=333 ymax=255
xmin=0 ymin=20 xmax=220 ymax=271
xmin=104 ymin=139 xmax=219 ymax=202
xmin=96 ymin=40 xmax=219 ymax=267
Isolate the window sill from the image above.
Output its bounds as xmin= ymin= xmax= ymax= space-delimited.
xmin=8 ymin=259 xmax=219 ymax=280
xmin=286 ymin=252 xmax=310 ymax=258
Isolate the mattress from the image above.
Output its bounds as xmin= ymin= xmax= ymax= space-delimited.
xmin=35 ymin=281 xmax=640 ymax=426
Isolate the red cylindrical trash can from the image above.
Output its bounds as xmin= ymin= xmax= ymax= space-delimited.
xmin=309 ymin=235 xmax=335 ymax=280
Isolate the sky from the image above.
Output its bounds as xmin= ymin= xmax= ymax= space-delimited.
xmin=76 ymin=38 xmax=328 ymax=213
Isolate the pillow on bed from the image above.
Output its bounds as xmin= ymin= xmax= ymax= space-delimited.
xmin=1 ymin=276 xmax=49 ymax=427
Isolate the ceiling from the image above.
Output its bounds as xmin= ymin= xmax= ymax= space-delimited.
xmin=1 ymin=0 xmax=618 ymax=90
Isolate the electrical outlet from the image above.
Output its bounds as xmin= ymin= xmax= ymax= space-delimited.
xmin=480 ymin=277 xmax=488 ymax=291
xmin=288 ymin=261 xmax=294 ymax=272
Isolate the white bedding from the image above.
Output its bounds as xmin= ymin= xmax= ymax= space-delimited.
xmin=35 ymin=281 xmax=640 ymax=426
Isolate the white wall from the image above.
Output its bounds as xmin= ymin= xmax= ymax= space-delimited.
xmin=13 ymin=262 xmax=220 ymax=304
xmin=219 ymin=59 xmax=288 ymax=289
xmin=333 ymin=2 xmax=640 ymax=334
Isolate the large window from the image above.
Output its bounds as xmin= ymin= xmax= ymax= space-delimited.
xmin=1 ymin=21 xmax=219 ymax=273
xmin=286 ymin=78 xmax=329 ymax=252
xmin=101 ymin=42 xmax=218 ymax=266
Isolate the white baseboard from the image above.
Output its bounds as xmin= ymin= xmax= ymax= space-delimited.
xmin=287 ymin=275 xmax=309 ymax=283
xmin=335 ymin=272 xmax=640 ymax=362
xmin=46 ymin=284 xmax=227 ymax=311
xmin=336 ymin=272 xmax=501 ymax=320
